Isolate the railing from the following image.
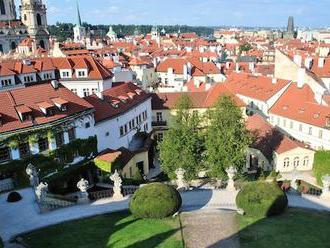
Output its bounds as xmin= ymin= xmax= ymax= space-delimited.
xmin=122 ymin=185 xmax=139 ymax=196
xmin=89 ymin=189 xmax=114 ymax=201
xmin=301 ymin=187 xmax=322 ymax=197
xmin=39 ymin=194 xmax=76 ymax=212
xmin=0 ymin=178 xmax=14 ymax=193
xmin=152 ymin=121 xmax=167 ymax=127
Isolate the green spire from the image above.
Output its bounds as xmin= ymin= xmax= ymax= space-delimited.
xmin=76 ymin=1 xmax=82 ymax=26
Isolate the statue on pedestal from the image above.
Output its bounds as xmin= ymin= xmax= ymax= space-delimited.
xmin=26 ymin=163 xmax=39 ymax=188
xmin=77 ymin=178 xmax=90 ymax=204
xmin=35 ymin=182 xmax=48 ymax=202
xmin=175 ymin=168 xmax=189 ymax=190
xmin=110 ymin=170 xmax=123 ymax=200
xmin=226 ymin=166 xmax=237 ymax=191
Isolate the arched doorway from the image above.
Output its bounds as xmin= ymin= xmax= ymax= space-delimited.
xmin=36 ymin=13 xmax=42 ymax=26
xmin=39 ymin=40 xmax=45 ymax=49
xmin=11 ymin=42 xmax=16 ymax=50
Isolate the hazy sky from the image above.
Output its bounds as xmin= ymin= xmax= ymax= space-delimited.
xmin=17 ymin=0 xmax=330 ymax=28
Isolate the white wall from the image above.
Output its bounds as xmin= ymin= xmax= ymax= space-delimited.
xmin=95 ymin=98 xmax=152 ymax=152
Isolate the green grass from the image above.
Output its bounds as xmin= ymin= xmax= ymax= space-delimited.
xmin=22 ymin=211 xmax=183 ymax=248
xmin=313 ymin=150 xmax=330 ymax=185
xmin=238 ymin=208 xmax=330 ymax=248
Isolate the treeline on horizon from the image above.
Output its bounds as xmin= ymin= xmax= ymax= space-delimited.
xmin=48 ymin=22 xmax=215 ymax=42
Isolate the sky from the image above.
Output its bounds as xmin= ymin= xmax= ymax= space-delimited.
xmin=16 ymin=0 xmax=330 ymax=28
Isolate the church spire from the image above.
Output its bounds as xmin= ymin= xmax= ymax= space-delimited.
xmin=76 ymin=1 xmax=82 ymax=26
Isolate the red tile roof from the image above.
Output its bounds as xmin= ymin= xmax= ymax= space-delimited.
xmin=0 ymin=83 xmax=94 ymax=134
xmin=224 ymin=72 xmax=291 ymax=101
xmin=269 ymin=83 xmax=330 ymax=128
xmin=84 ymin=82 xmax=151 ymax=123
xmin=246 ymin=114 xmax=309 ymax=158
xmin=152 ymin=83 xmax=245 ymax=110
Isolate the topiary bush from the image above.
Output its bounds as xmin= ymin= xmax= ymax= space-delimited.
xmin=7 ymin=191 xmax=22 ymax=203
xmin=129 ymin=183 xmax=182 ymax=219
xmin=236 ymin=181 xmax=287 ymax=218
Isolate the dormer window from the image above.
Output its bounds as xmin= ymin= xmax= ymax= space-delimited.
xmin=37 ymin=102 xmax=55 ymax=116
xmin=16 ymin=105 xmax=33 ymax=122
xmin=111 ymin=100 xmax=120 ymax=108
xmin=313 ymin=113 xmax=320 ymax=119
xmin=52 ymin=98 xmax=69 ymax=112
xmin=127 ymin=92 xmax=136 ymax=99
xmin=78 ymin=70 xmax=86 ymax=77
xmin=135 ymin=89 xmax=143 ymax=95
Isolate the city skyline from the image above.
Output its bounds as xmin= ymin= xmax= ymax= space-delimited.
xmin=17 ymin=0 xmax=329 ymax=28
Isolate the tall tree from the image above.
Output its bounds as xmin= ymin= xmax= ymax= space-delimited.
xmin=205 ymin=95 xmax=251 ymax=179
xmin=158 ymin=95 xmax=202 ymax=180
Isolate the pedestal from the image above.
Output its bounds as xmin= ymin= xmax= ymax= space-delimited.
xmin=77 ymin=192 xmax=90 ymax=204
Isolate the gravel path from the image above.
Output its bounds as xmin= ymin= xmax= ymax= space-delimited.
xmin=181 ymin=210 xmax=240 ymax=248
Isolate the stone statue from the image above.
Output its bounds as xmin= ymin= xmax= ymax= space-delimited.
xmin=176 ymin=168 xmax=189 ymax=190
xmin=321 ymin=175 xmax=330 ymax=199
xmin=110 ymin=170 xmax=123 ymax=200
xmin=77 ymin=178 xmax=89 ymax=193
xmin=26 ymin=163 xmax=39 ymax=188
xmin=226 ymin=166 xmax=237 ymax=191
xmin=77 ymin=178 xmax=90 ymax=204
xmin=35 ymin=182 xmax=48 ymax=202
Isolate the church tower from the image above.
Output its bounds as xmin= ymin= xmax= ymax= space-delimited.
xmin=0 ymin=0 xmax=17 ymax=21
xmin=20 ymin=0 xmax=49 ymax=50
xmin=73 ymin=2 xmax=86 ymax=43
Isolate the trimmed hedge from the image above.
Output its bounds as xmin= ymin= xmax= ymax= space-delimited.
xmin=7 ymin=191 xmax=22 ymax=203
xmin=313 ymin=151 xmax=330 ymax=186
xmin=236 ymin=181 xmax=287 ymax=218
xmin=129 ymin=183 xmax=182 ymax=219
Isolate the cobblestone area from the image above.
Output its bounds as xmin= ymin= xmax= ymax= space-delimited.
xmin=181 ymin=210 xmax=240 ymax=248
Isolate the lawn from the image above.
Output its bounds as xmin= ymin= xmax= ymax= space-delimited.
xmin=238 ymin=208 xmax=330 ymax=248
xmin=22 ymin=211 xmax=183 ymax=248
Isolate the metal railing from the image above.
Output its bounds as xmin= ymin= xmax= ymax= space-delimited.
xmin=152 ymin=121 xmax=167 ymax=127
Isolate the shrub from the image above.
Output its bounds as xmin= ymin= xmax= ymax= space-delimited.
xmin=0 ymin=236 xmax=3 ymax=248
xmin=129 ymin=183 xmax=182 ymax=219
xmin=7 ymin=191 xmax=22 ymax=203
xmin=313 ymin=151 xmax=330 ymax=185
xmin=236 ymin=181 xmax=287 ymax=218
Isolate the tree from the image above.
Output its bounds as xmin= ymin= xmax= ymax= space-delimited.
xmin=205 ymin=95 xmax=251 ymax=179
xmin=158 ymin=95 xmax=203 ymax=180
xmin=239 ymin=43 xmax=252 ymax=53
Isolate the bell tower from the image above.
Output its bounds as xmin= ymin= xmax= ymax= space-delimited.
xmin=0 ymin=0 xmax=17 ymax=21
xmin=20 ymin=0 xmax=49 ymax=50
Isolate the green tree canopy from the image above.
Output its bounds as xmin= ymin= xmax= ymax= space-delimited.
xmin=205 ymin=95 xmax=251 ymax=179
xmin=158 ymin=95 xmax=203 ymax=180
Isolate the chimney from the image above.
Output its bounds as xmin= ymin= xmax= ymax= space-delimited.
xmin=235 ymin=63 xmax=240 ymax=73
xmin=318 ymin=57 xmax=325 ymax=68
xmin=304 ymin=57 xmax=313 ymax=70
xmin=293 ymin=54 xmax=302 ymax=66
xmin=297 ymin=68 xmax=305 ymax=88
xmin=96 ymin=91 xmax=103 ymax=100
xmin=51 ymin=80 xmax=59 ymax=89
xmin=272 ymin=77 xmax=277 ymax=84
xmin=183 ymin=64 xmax=188 ymax=80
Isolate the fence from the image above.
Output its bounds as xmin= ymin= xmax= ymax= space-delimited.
xmin=89 ymin=189 xmax=114 ymax=201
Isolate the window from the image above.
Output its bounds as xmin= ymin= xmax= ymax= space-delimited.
xmin=1 ymin=79 xmax=12 ymax=87
xmin=62 ymin=71 xmax=70 ymax=78
xmin=124 ymin=124 xmax=128 ymax=133
xmin=105 ymin=132 xmax=109 ymax=137
xmin=129 ymin=121 xmax=132 ymax=130
xmin=78 ymin=70 xmax=86 ymax=77
xmin=309 ymin=127 xmax=312 ymax=135
xmin=38 ymin=138 xmax=49 ymax=152
xmin=136 ymin=116 xmax=139 ymax=125
xmin=156 ymin=112 xmax=163 ymax=122
xmin=164 ymin=78 xmax=168 ymax=84
xmin=18 ymin=143 xmax=30 ymax=158
xmin=68 ymin=128 xmax=76 ymax=141
xmin=299 ymin=124 xmax=303 ymax=132
xmin=303 ymin=156 xmax=309 ymax=166
xmin=85 ymin=122 xmax=90 ymax=129
xmin=290 ymin=121 xmax=293 ymax=129
xmin=71 ymin=89 xmax=77 ymax=95
xmin=270 ymin=116 xmax=274 ymax=123
xmin=132 ymin=119 xmax=135 ymax=128
xmin=319 ymin=130 xmax=323 ymax=139
xmin=120 ymin=126 xmax=124 ymax=136
xmin=138 ymin=114 xmax=142 ymax=123
xmin=0 ymin=146 xmax=10 ymax=162
xmin=83 ymin=89 xmax=90 ymax=97
xmin=277 ymin=117 xmax=280 ymax=125
xmin=283 ymin=157 xmax=290 ymax=168
xmin=55 ymin=132 xmax=64 ymax=148
xmin=283 ymin=119 xmax=287 ymax=127
xmin=36 ymin=13 xmax=42 ymax=26
xmin=294 ymin=157 xmax=300 ymax=168
xmin=91 ymin=88 xmax=98 ymax=94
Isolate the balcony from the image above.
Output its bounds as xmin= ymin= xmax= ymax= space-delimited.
xmin=152 ymin=120 xmax=167 ymax=127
